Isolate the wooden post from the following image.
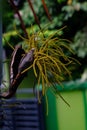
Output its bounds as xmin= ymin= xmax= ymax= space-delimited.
xmin=0 ymin=0 xmax=3 ymax=128
xmin=0 ymin=0 xmax=2 ymax=85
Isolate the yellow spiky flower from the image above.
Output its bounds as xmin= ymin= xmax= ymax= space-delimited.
xmin=14 ymin=25 xmax=79 ymax=106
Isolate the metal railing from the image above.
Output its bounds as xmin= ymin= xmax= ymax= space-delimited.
xmin=0 ymin=88 xmax=45 ymax=130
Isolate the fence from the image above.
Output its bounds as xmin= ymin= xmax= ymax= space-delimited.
xmin=0 ymin=88 xmax=45 ymax=130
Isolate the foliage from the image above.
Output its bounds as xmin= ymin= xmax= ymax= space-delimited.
xmin=72 ymin=25 xmax=87 ymax=58
xmin=3 ymin=0 xmax=87 ymax=80
xmin=2 ymin=0 xmax=14 ymax=32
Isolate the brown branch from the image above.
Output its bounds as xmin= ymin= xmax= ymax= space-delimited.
xmin=41 ymin=0 xmax=52 ymax=21
xmin=27 ymin=0 xmax=41 ymax=29
xmin=9 ymin=0 xmax=28 ymax=38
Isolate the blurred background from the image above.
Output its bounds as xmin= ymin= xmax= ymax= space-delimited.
xmin=1 ymin=0 xmax=87 ymax=130
xmin=2 ymin=0 xmax=87 ymax=81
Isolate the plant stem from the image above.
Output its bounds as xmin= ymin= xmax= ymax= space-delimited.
xmin=41 ymin=0 xmax=52 ymax=21
xmin=9 ymin=0 xmax=28 ymax=38
xmin=27 ymin=0 xmax=41 ymax=29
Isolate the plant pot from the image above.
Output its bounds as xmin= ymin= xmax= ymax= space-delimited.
xmin=43 ymin=80 xmax=87 ymax=130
